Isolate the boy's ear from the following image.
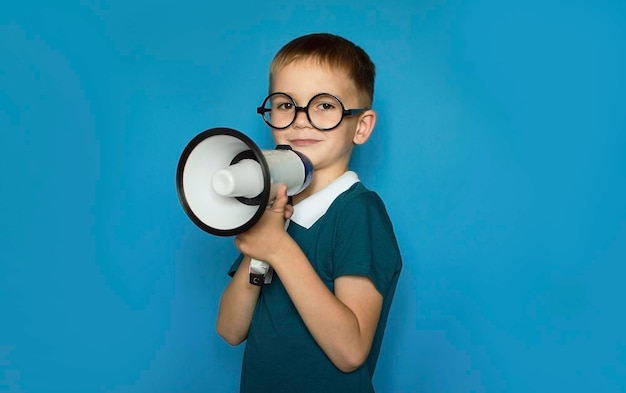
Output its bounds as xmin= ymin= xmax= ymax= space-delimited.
xmin=353 ymin=109 xmax=376 ymax=145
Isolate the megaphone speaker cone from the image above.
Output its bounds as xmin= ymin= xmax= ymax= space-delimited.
xmin=176 ymin=128 xmax=270 ymax=236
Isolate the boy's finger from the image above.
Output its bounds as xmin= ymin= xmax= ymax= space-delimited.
xmin=284 ymin=204 xmax=294 ymax=220
xmin=270 ymin=184 xmax=289 ymax=212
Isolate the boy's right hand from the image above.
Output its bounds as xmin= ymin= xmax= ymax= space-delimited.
xmin=234 ymin=184 xmax=292 ymax=264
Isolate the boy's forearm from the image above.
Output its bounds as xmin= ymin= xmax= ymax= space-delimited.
xmin=216 ymin=256 xmax=261 ymax=345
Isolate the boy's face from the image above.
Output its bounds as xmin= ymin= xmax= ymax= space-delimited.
xmin=269 ymin=59 xmax=369 ymax=178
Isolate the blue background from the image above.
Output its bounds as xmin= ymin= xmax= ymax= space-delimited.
xmin=1 ymin=1 xmax=625 ymax=392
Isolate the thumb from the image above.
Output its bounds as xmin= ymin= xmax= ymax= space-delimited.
xmin=269 ymin=184 xmax=289 ymax=213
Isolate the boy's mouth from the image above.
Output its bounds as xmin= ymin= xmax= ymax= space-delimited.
xmin=289 ymin=139 xmax=319 ymax=147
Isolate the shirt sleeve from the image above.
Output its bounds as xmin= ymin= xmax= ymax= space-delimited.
xmin=332 ymin=190 xmax=402 ymax=296
xmin=228 ymin=253 xmax=245 ymax=277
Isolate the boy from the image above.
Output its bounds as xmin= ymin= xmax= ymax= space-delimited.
xmin=216 ymin=33 xmax=403 ymax=393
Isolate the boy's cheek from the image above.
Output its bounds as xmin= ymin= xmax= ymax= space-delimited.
xmin=272 ymin=131 xmax=288 ymax=144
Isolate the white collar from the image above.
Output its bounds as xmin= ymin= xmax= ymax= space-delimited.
xmin=290 ymin=171 xmax=360 ymax=229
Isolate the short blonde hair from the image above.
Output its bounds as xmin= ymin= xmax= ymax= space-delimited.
xmin=269 ymin=33 xmax=376 ymax=108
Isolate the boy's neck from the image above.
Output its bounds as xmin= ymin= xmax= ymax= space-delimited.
xmin=292 ymin=166 xmax=350 ymax=205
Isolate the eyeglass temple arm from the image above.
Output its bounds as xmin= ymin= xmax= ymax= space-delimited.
xmin=344 ymin=108 xmax=368 ymax=116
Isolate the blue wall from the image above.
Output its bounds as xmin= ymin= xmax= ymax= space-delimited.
xmin=1 ymin=1 xmax=625 ymax=392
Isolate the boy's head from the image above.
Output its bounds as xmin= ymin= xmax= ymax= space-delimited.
xmin=262 ymin=33 xmax=378 ymax=182
xmin=269 ymin=33 xmax=376 ymax=108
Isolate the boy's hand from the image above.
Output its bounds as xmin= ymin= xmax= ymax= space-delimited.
xmin=234 ymin=184 xmax=292 ymax=263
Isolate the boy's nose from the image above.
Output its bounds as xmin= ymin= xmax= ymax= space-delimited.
xmin=293 ymin=109 xmax=311 ymax=128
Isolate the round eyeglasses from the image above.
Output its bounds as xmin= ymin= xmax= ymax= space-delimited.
xmin=256 ymin=92 xmax=368 ymax=131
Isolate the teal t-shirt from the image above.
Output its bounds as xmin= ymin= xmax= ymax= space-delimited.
xmin=229 ymin=181 xmax=402 ymax=393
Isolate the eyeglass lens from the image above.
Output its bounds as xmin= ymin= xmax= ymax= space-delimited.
xmin=261 ymin=93 xmax=345 ymax=130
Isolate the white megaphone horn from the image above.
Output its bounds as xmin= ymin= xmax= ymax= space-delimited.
xmin=176 ymin=127 xmax=313 ymax=236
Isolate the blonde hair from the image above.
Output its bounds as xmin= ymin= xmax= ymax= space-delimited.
xmin=269 ymin=33 xmax=376 ymax=107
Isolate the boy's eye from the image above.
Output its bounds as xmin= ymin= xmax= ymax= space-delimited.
xmin=314 ymin=101 xmax=338 ymax=113
xmin=274 ymin=102 xmax=294 ymax=111
xmin=310 ymin=94 xmax=342 ymax=114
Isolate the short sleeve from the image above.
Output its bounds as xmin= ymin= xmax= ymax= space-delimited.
xmin=228 ymin=253 xmax=245 ymax=277
xmin=332 ymin=190 xmax=402 ymax=295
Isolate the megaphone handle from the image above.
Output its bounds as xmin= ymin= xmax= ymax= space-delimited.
xmin=249 ymin=258 xmax=273 ymax=286
xmin=247 ymin=220 xmax=287 ymax=286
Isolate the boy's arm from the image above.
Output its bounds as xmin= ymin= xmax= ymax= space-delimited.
xmin=216 ymin=254 xmax=261 ymax=345
xmin=273 ymin=241 xmax=382 ymax=373
xmin=235 ymin=185 xmax=383 ymax=372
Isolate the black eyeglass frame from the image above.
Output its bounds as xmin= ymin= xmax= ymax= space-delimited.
xmin=256 ymin=92 xmax=368 ymax=131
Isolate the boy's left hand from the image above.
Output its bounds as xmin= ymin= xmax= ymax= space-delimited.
xmin=234 ymin=184 xmax=292 ymax=263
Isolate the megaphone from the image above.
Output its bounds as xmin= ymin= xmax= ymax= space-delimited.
xmin=176 ymin=127 xmax=313 ymax=236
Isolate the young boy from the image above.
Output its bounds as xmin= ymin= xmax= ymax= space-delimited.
xmin=216 ymin=33 xmax=403 ymax=393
